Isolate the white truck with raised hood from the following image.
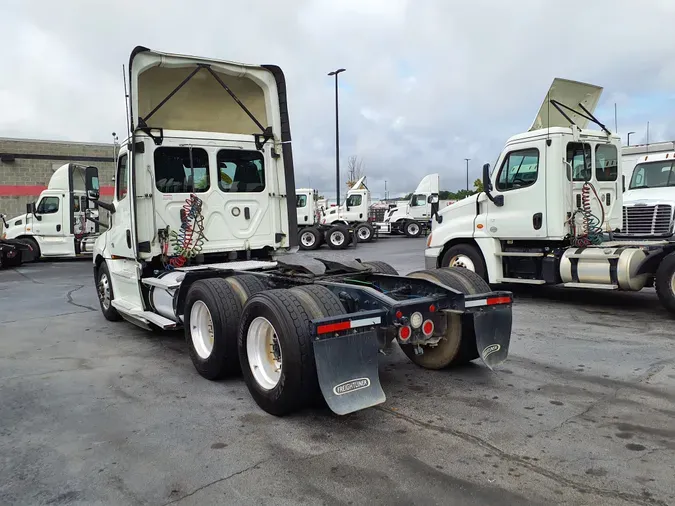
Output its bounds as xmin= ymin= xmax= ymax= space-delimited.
xmin=320 ymin=176 xmax=376 ymax=246
xmin=376 ymin=173 xmax=451 ymax=238
xmin=87 ymin=46 xmax=515 ymax=417
xmin=2 ymin=163 xmax=101 ymax=260
xmin=425 ymin=77 xmax=675 ymax=315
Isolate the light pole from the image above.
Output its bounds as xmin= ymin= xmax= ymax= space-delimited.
xmin=464 ymin=158 xmax=471 ymax=192
xmin=384 ymin=180 xmax=388 ymax=201
xmin=328 ymin=68 xmax=346 ymax=207
xmin=627 ymin=131 xmax=635 ymax=146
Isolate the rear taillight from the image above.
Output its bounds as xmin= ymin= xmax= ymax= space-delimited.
xmin=398 ymin=326 xmax=411 ymax=341
xmin=422 ymin=320 xmax=434 ymax=336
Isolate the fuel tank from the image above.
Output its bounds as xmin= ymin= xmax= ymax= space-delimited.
xmin=559 ymin=247 xmax=648 ymax=291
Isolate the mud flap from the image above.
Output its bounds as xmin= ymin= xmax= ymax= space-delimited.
xmin=313 ymin=330 xmax=386 ymax=415
xmin=473 ymin=307 xmax=512 ymax=370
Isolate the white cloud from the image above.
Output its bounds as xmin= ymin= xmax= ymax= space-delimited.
xmin=1 ymin=0 xmax=674 ymax=198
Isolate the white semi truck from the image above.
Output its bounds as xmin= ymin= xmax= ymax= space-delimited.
xmin=425 ymin=77 xmax=675 ymax=315
xmin=320 ymin=176 xmax=376 ymax=244
xmin=87 ymin=46 xmax=514 ymax=417
xmin=376 ymin=173 xmax=453 ymax=238
xmin=2 ymin=163 xmax=101 ymax=260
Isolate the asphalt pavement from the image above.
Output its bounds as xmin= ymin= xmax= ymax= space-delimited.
xmin=1 ymin=237 xmax=674 ymax=506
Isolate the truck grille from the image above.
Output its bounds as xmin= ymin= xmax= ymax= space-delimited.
xmin=622 ymin=204 xmax=673 ymax=236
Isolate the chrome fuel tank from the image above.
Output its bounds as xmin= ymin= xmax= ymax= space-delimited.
xmin=559 ymin=247 xmax=648 ymax=291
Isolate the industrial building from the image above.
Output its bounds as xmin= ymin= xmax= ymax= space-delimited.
xmin=0 ymin=137 xmax=115 ymax=220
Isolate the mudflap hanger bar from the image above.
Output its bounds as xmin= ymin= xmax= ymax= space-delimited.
xmin=309 ymin=274 xmax=513 ymax=415
xmin=136 ymin=63 xmax=274 ymax=150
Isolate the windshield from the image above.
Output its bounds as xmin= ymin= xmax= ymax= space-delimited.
xmin=629 ymin=160 xmax=675 ymax=189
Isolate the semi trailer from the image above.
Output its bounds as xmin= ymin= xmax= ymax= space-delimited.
xmin=425 ymin=77 xmax=675 ymax=314
xmin=88 ymin=46 xmax=514 ymax=417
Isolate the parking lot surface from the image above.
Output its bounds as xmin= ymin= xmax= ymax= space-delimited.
xmin=1 ymin=236 xmax=674 ymax=506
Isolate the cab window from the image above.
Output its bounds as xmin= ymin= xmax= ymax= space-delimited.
xmin=411 ymin=194 xmax=427 ymax=206
xmin=117 ymin=154 xmax=129 ymax=200
xmin=218 ymin=150 xmax=265 ymax=193
xmin=154 ymin=147 xmax=210 ymax=193
xmin=296 ymin=195 xmax=307 ymax=207
xmin=346 ymin=194 xmax=362 ymax=207
xmin=496 ymin=148 xmax=540 ymax=191
xmin=566 ymin=143 xmax=591 ymax=181
xmin=595 ymin=144 xmax=618 ymax=181
xmin=37 ymin=196 xmax=60 ymax=214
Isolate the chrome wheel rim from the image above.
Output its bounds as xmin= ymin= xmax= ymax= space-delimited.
xmin=300 ymin=231 xmax=316 ymax=247
xmin=449 ymin=254 xmax=475 ymax=271
xmin=98 ymin=272 xmax=111 ymax=310
xmin=247 ymin=316 xmax=282 ymax=390
xmin=331 ymin=231 xmax=345 ymax=246
xmin=190 ymin=300 xmax=214 ymax=359
xmin=408 ymin=223 xmax=420 ymax=235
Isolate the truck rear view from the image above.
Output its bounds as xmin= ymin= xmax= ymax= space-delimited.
xmin=89 ymin=47 xmax=515 ymax=417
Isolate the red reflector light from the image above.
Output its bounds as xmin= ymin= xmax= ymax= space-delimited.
xmin=422 ymin=320 xmax=434 ymax=336
xmin=395 ymin=310 xmax=403 ymax=319
xmin=317 ymin=321 xmax=351 ymax=334
xmin=429 ymin=304 xmax=436 ymax=312
xmin=398 ymin=325 xmax=411 ymax=341
xmin=486 ymin=296 xmax=511 ymax=306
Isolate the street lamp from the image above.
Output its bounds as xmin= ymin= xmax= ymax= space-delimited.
xmin=328 ymin=68 xmax=346 ymax=207
xmin=627 ymin=131 xmax=636 ymax=146
xmin=464 ymin=158 xmax=471 ymax=192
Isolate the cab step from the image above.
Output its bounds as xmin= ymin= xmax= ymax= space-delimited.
xmin=142 ymin=276 xmax=182 ymax=290
xmin=496 ymin=277 xmax=546 ymax=285
xmin=111 ymin=299 xmax=177 ymax=329
xmin=495 ymin=252 xmax=544 ymax=257
xmin=563 ymin=282 xmax=618 ymax=290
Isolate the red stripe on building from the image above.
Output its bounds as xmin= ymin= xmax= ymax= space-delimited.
xmin=0 ymin=185 xmax=114 ymax=197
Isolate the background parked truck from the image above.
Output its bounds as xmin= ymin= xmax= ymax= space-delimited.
xmin=425 ymin=77 xmax=675 ymax=314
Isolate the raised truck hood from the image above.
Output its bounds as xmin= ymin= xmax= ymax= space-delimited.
xmin=129 ymin=46 xmax=280 ymax=135
xmin=530 ymin=78 xmax=603 ymax=131
xmin=413 ymin=173 xmax=440 ymax=194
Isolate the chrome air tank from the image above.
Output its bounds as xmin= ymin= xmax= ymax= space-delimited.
xmin=559 ymin=247 xmax=648 ymax=291
xmin=147 ymin=270 xmax=185 ymax=321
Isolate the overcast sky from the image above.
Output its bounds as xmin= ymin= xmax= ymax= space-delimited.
xmin=1 ymin=0 xmax=674 ymax=199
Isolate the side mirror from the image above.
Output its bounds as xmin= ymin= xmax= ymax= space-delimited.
xmin=87 ymin=189 xmax=100 ymax=201
xmin=482 ymin=163 xmax=492 ymax=192
xmin=482 ymin=163 xmax=504 ymax=207
xmin=428 ymin=194 xmax=439 ymax=204
xmin=85 ymin=166 xmax=100 ymax=193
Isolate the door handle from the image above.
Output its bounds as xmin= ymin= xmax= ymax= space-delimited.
xmin=126 ymin=229 xmax=131 ymax=248
xmin=244 ymin=207 xmax=250 ymax=220
xmin=533 ymin=213 xmax=543 ymax=230
xmin=56 ymin=224 xmax=61 ymax=232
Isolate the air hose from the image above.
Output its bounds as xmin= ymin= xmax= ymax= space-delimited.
xmin=570 ymin=182 xmax=604 ymax=247
xmin=162 ymin=194 xmax=207 ymax=269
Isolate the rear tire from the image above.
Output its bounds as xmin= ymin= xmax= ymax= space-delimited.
xmin=440 ymin=243 xmax=487 ymax=280
xmin=298 ymin=227 xmax=321 ymax=250
xmin=4 ymin=249 xmax=22 ymax=267
xmin=96 ymin=262 xmax=122 ymax=322
xmin=655 ymin=252 xmax=675 ymax=314
xmin=355 ymin=223 xmax=374 ymax=243
xmin=239 ymin=289 xmax=331 ymax=416
xmin=225 ymin=274 xmax=267 ymax=305
xmin=362 ymin=260 xmax=398 ymax=275
xmin=402 ymin=268 xmax=487 ymax=368
xmin=326 ymin=225 xmax=350 ymax=250
xmin=184 ymin=278 xmax=244 ymax=380
xmin=404 ymin=220 xmax=422 ymax=238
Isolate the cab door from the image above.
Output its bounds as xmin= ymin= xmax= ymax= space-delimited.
xmin=33 ymin=194 xmax=73 ymax=256
xmin=485 ymin=142 xmax=548 ymax=239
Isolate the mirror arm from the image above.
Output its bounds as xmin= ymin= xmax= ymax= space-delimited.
xmin=90 ymin=198 xmax=116 ymax=214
